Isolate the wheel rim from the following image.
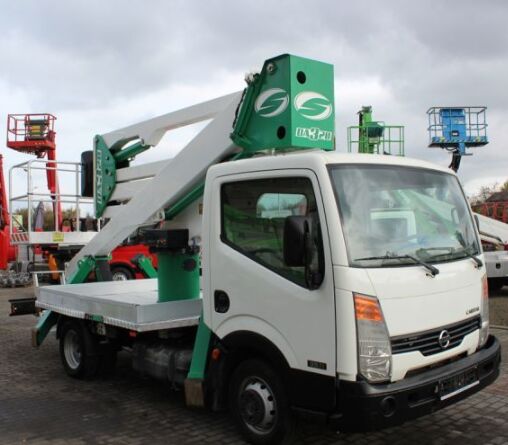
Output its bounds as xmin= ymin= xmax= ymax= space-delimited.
xmin=112 ymin=271 xmax=128 ymax=281
xmin=63 ymin=329 xmax=82 ymax=370
xmin=238 ymin=377 xmax=277 ymax=435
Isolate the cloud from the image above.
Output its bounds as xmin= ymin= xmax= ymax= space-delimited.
xmin=0 ymin=0 xmax=506 ymax=206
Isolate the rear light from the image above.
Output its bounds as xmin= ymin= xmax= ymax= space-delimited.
xmin=478 ymin=274 xmax=489 ymax=349
xmin=354 ymin=293 xmax=392 ymax=383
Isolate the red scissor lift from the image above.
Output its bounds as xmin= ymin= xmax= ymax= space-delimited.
xmin=6 ymin=114 xmax=62 ymax=228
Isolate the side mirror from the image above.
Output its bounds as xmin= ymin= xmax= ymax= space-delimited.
xmin=283 ymin=216 xmax=310 ymax=267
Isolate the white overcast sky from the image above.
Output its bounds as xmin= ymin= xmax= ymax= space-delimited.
xmin=1 ymin=0 xmax=508 ymax=203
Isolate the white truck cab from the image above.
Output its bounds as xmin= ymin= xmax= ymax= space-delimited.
xmin=201 ymin=150 xmax=499 ymax=432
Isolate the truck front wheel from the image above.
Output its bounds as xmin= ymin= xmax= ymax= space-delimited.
xmin=229 ymin=359 xmax=295 ymax=445
xmin=59 ymin=320 xmax=100 ymax=379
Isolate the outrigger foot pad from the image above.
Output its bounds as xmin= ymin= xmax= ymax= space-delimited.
xmin=184 ymin=378 xmax=205 ymax=407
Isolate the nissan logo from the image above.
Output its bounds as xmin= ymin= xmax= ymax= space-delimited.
xmin=438 ymin=330 xmax=451 ymax=349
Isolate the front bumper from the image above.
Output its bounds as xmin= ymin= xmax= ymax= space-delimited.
xmin=335 ymin=334 xmax=501 ymax=431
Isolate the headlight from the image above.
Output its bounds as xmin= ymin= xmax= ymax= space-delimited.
xmin=354 ymin=293 xmax=392 ymax=383
xmin=478 ymin=274 xmax=490 ymax=349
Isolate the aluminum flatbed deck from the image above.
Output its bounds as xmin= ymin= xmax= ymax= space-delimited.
xmin=36 ymin=279 xmax=202 ymax=332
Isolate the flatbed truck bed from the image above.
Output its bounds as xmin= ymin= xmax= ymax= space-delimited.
xmin=36 ymin=279 xmax=201 ymax=332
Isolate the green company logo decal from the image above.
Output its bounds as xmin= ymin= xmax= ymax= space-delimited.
xmin=254 ymin=88 xmax=289 ymax=118
xmin=294 ymin=91 xmax=333 ymax=121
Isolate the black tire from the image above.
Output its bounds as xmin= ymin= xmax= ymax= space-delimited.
xmin=229 ymin=359 xmax=296 ymax=445
xmin=488 ymin=278 xmax=504 ymax=293
xmin=59 ymin=320 xmax=100 ymax=379
xmin=111 ymin=266 xmax=134 ymax=281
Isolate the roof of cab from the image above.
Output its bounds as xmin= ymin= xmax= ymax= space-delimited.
xmin=209 ymin=149 xmax=454 ymax=177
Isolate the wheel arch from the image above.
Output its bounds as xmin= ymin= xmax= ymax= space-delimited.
xmin=222 ymin=330 xmax=292 ymax=373
xmin=206 ymin=329 xmax=293 ymax=412
xmin=214 ymin=316 xmax=298 ymax=368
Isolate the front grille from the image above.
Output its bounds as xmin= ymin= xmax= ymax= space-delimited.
xmin=391 ymin=317 xmax=480 ymax=356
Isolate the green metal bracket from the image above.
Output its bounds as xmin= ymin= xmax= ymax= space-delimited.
xmin=94 ymin=135 xmax=150 ymax=218
xmin=31 ymin=309 xmax=58 ymax=348
xmin=94 ymin=135 xmax=117 ymax=218
xmin=67 ymin=256 xmax=96 ymax=284
xmin=113 ymin=140 xmax=150 ymax=163
xmin=187 ymin=316 xmax=212 ymax=380
xmin=134 ymin=254 xmax=158 ymax=279
xmin=66 ymin=255 xmax=111 ymax=284
xmin=165 ymin=184 xmax=205 ymax=220
xmin=231 ymin=54 xmax=335 ymax=153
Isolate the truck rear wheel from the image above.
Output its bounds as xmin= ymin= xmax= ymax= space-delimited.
xmin=59 ymin=320 xmax=100 ymax=379
xmin=229 ymin=359 xmax=295 ymax=445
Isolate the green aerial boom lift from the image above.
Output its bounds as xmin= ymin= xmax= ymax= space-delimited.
xmin=29 ymin=55 xmax=500 ymax=445
xmin=347 ymin=105 xmax=404 ymax=155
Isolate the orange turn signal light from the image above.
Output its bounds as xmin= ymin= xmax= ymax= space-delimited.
xmin=354 ymin=293 xmax=383 ymax=322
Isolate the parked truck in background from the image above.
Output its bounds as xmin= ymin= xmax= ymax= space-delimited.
xmin=475 ymin=212 xmax=508 ymax=291
xmin=32 ymin=55 xmax=500 ymax=445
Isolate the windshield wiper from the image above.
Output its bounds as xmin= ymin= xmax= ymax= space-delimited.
xmin=354 ymin=254 xmax=440 ymax=277
xmin=417 ymin=245 xmax=483 ymax=268
xmin=455 ymin=231 xmax=483 ymax=268
xmin=455 ymin=247 xmax=483 ymax=268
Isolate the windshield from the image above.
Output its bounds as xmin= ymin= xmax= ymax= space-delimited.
xmin=329 ymin=164 xmax=480 ymax=268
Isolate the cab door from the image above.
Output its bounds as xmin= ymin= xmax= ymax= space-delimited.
xmin=205 ymin=169 xmax=336 ymax=383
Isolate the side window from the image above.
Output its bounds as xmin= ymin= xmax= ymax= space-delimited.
xmin=221 ymin=177 xmax=323 ymax=288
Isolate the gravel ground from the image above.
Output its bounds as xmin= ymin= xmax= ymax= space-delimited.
xmin=489 ymin=285 xmax=508 ymax=326
xmin=0 ymin=284 xmax=507 ymax=445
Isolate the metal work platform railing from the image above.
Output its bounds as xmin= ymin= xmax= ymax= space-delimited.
xmin=6 ymin=113 xmax=57 ymax=155
xmin=427 ymin=106 xmax=488 ymax=150
xmin=347 ymin=123 xmax=405 ymax=156
xmin=9 ymin=159 xmax=98 ymax=245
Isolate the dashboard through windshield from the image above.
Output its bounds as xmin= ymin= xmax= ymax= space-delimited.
xmin=329 ymin=164 xmax=480 ymax=268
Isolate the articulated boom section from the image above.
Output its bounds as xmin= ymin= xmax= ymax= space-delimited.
xmin=67 ymin=92 xmax=244 ymax=278
xmin=68 ymin=54 xmax=335 ymax=281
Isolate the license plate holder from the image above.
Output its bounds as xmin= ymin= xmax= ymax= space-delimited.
xmin=439 ymin=367 xmax=479 ymax=401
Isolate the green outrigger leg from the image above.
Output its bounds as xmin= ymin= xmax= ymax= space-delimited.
xmin=132 ymin=254 xmax=158 ymax=279
xmin=31 ymin=309 xmax=59 ymax=347
xmin=184 ymin=317 xmax=212 ymax=407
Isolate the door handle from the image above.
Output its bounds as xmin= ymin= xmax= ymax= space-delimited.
xmin=214 ymin=290 xmax=230 ymax=313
